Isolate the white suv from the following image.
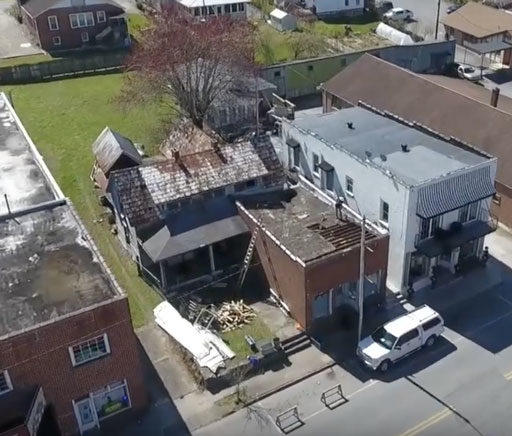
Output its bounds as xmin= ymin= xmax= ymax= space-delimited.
xmin=357 ymin=305 xmax=444 ymax=372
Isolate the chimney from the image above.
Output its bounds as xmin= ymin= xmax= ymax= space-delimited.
xmin=491 ymin=87 xmax=500 ymax=108
xmin=172 ymin=149 xmax=180 ymax=162
xmin=401 ymin=144 xmax=410 ymax=153
xmin=347 ymin=122 xmax=354 ymax=130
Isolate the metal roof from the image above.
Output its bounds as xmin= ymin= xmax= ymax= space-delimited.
xmin=291 ymin=106 xmax=491 ymax=186
xmin=92 ymin=126 xmax=142 ymax=175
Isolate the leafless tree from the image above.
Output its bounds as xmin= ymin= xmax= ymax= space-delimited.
xmin=287 ymin=30 xmax=326 ymax=60
xmin=124 ymin=9 xmax=256 ymax=128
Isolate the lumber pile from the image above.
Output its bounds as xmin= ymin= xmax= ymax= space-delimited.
xmin=217 ymin=300 xmax=256 ymax=332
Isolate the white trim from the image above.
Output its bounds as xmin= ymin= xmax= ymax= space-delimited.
xmin=97 ymin=10 xmax=106 ymax=23
xmin=0 ymin=370 xmax=13 ymax=396
xmin=68 ymin=333 xmax=111 ymax=367
xmin=47 ymin=15 xmax=59 ymax=30
xmin=73 ymin=397 xmax=99 ymax=435
xmin=69 ymin=12 xmax=95 ymax=29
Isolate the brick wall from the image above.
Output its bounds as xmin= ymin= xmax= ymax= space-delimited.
xmin=0 ymin=298 xmax=147 ymax=436
xmin=35 ymin=3 xmax=124 ymax=51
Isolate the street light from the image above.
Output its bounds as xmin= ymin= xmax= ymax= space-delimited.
xmin=435 ymin=0 xmax=441 ymax=40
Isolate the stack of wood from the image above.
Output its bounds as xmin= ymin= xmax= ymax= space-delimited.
xmin=216 ymin=300 xmax=256 ymax=332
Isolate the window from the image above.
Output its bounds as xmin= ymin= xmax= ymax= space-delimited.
xmin=469 ymin=202 xmax=478 ymax=221
xmin=307 ymin=65 xmax=314 ymax=72
xmin=0 ymin=370 xmax=12 ymax=395
xmin=208 ymin=6 xmax=215 ymax=14
xmin=397 ymin=329 xmax=419 ymax=346
xmin=274 ymin=70 xmax=281 ymax=78
xmin=345 ymin=0 xmax=349 ymax=5
xmin=493 ymin=193 xmax=502 ymax=206
xmin=97 ymin=10 xmax=106 ymax=23
xmin=345 ymin=175 xmax=353 ymax=195
xmin=48 ymin=15 xmax=59 ymax=30
xmin=325 ymin=169 xmax=334 ymax=192
xmin=69 ymin=12 xmax=94 ymax=29
xmin=202 ymin=6 xmax=208 ymax=14
xmin=224 ymin=4 xmax=231 ymax=13
xmin=356 ymin=0 xmax=360 ymax=4
xmin=409 ymin=252 xmax=430 ymax=282
xmin=380 ymin=200 xmax=389 ymax=224
xmin=52 ymin=36 xmax=61 ymax=46
xmin=459 ymin=202 xmax=478 ymax=223
xmin=246 ymin=179 xmax=256 ymax=188
xmin=419 ymin=215 xmax=441 ymax=240
xmin=422 ymin=317 xmax=442 ymax=331
xmin=239 ymin=2 xmax=245 ymax=11
xmin=69 ymin=334 xmax=110 ymax=366
xmin=194 ymin=7 xmax=200 ymax=16
xmin=81 ymin=32 xmax=89 ymax=42
xmin=232 ymin=3 xmax=238 ymax=12
xmin=293 ymin=146 xmax=300 ymax=168
xmin=92 ymin=380 xmax=131 ymax=420
xmin=217 ymin=6 xmax=222 ymax=14
xmin=312 ymin=153 xmax=320 ymax=176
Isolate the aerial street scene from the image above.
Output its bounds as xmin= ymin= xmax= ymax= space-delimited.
xmin=2 ymin=0 xmax=512 ymax=435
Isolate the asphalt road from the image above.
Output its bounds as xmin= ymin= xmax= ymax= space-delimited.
xmin=194 ymin=274 xmax=512 ymax=436
xmin=390 ymin=0 xmax=455 ymax=40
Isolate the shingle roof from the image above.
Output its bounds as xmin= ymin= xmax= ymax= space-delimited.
xmin=109 ymin=135 xmax=284 ymax=226
xmin=441 ymin=2 xmax=512 ymax=37
xmin=22 ymin=0 xmax=124 ymax=17
xmin=92 ymin=127 xmax=142 ymax=175
xmin=320 ymin=54 xmax=512 ymax=187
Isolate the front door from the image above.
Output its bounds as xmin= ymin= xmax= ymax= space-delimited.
xmin=74 ymin=397 xmax=97 ymax=433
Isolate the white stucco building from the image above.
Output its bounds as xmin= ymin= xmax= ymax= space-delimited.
xmin=305 ymin=0 xmax=363 ymax=17
xmin=280 ymin=105 xmax=497 ymax=294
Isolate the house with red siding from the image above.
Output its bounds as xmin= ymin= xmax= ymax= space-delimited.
xmin=19 ymin=0 xmax=130 ymax=52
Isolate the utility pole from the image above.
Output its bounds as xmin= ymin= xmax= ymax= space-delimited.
xmin=357 ymin=216 xmax=366 ymax=344
xmin=434 ymin=0 xmax=441 ymax=40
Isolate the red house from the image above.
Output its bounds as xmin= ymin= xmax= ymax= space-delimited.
xmin=19 ymin=0 xmax=130 ymax=52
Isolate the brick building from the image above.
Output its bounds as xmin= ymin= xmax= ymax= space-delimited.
xmin=237 ymin=185 xmax=389 ymax=333
xmin=0 ymin=93 xmax=147 ymax=435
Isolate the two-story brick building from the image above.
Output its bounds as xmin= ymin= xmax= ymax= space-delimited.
xmin=0 ymin=93 xmax=147 ymax=435
xmin=20 ymin=0 xmax=129 ymax=52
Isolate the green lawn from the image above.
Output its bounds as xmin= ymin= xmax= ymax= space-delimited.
xmin=2 ymin=74 xmax=169 ymax=327
xmin=0 ymin=54 xmax=53 ymax=68
xmin=221 ymin=317 xmax=273 ymax=358
xmin=311 ymin=19 xmax=379 ymax=39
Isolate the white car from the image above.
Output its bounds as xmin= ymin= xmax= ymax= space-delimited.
xmin=357 ymin=305 xmax=444 ymax=372
xmin=457 ymin=65 xmax=481 ymax=82
xmin=383 ymin=7 xmax=414 ymax=21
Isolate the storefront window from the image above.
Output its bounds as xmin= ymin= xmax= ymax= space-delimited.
xmin=409 ymin=253 xmax=430 ymax=281
xmin=92 ymin=381 xmax=130 ymax=420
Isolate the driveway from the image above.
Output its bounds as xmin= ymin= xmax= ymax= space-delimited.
xmin=0 ymin=0 xmax=43 ymax=59
xmin=390 ymin=0 xmax=455 ymax=40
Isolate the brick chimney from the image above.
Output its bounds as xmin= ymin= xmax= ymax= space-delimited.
xmin=491 ymin=87 xmax=500 ymax=108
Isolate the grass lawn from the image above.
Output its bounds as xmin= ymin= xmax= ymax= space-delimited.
xmin=312 ymin=19 xmax=379 ymax=39
xmin=256 ymin=24 xmax=295 ymax=65
xmin=2 ymin=74 xmax=170 ymax=327
xmin=0 ymin=54 xmax=53 ymax=68
xmin=221 ymin=317 xmax=273 ymax=358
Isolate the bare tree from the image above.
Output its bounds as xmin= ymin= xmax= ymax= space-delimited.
xmin=124 ymin=10 xmax=256 ymax=128
xmin=287 ymin=30 xmax=326 ymax=60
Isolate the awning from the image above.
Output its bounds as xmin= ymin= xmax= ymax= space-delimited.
xmin=463 ymin=39 xmax=512 ymax=55
xmin=286 ymin=137 xmax=300 ymax=148
xmin=417 ymin=166 xmax=495 ymax=219
xmin=142 ymin=215 xmax=248 ymax=262
xmin=416 ymin=219 xmax=496 ymax=257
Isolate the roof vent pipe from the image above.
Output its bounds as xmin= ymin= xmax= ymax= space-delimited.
xmin=347 ymin=122 xmax=354 ymax=130
xmin=401 ymin=144 xmax=409 ymax=153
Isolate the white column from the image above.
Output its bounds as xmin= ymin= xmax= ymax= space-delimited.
xmin=208 ymin=245 xmax=216 ymax=273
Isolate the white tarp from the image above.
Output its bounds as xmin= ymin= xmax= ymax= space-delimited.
xmin=375 ymin=22 xmax=414 ymax=46
xmin=154 ymin=301 xmax=234 ymax=373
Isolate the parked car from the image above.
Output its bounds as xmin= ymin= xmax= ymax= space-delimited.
xmin=383 ymin=7 xmax=414 ymax=21
xmin=457 ymin=65 xmax=481 ymax=82
xmin=446 ymin=4 xmax=461 ymax=14
xmin=357 ymin=305 xmax=444 ymax=372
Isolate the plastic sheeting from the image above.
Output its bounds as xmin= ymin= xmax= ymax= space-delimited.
xmin=376 ymin=22 xmax=414 ymax=46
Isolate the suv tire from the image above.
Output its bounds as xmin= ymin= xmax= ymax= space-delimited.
xmin=378 ymin=359 xmax=391 ymax=372
xmin=425 ymin=335 xmax=436 ymax=347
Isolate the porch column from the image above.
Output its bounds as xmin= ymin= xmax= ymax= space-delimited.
xmin=159 ymin=261 xmax=167 ymax=291
xmin=208 ymin=245 xmax=216 ymax=273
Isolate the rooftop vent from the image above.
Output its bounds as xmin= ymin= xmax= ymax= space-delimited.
xmin=401 ymin=144 xmax=410 ymax=153
xmin=380 ymin=154 xmax=387 ymax=161
xmin=347 ymin=122 xmax=354 ymax=130
xmin=365 ymin=151 xmax=372 ymax=159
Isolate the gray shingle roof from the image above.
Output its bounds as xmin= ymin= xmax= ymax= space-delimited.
xmin=109 ymin=135 xmax=284 ymax=226
xmin=22 ymin=0 xmax=124 ymax=17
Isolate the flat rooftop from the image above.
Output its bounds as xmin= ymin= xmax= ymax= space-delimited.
xmin=240 ymin=186 xmax=379 ymax=263
xmin=291 ymin=107 xmax=490 ymax=186
xmin=0 ymin=94 xmax=119 ymax=339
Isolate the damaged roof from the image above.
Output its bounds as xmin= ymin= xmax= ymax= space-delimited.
xmin=92 ymin=126 xmax=142 ymax=175
xmin=0 ymin=94 xmax=121 ymax=339
xmin=239 ymin=187 xmax=381 ymax=263
xmin=109 ymin=133 xmax=284 ymax=227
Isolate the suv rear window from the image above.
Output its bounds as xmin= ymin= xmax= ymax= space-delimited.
xmin=422 ymin=317 xmax=442 ymax=331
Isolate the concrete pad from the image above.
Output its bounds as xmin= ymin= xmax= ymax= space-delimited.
xmin=136 ymin=322 xmax=198 ymax=400
xmin=252 ymin=300 xmax=299 ymax=340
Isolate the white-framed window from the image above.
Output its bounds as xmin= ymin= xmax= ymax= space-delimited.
xmin=459 ymin=202 xmax=479 ymax=223
xmin=81 ymin=32 xmax=89 ymax=42
xmin=232 ymin=3 xmax=238 ymax=12
xmin=238 ymin=2 xmax=245 ymax=11
xmin=69 ymin=12 xmax=94 ymax=29
xmin=48 ymin=15 xmax=59 ymax=30
xmin=224 ymin=4 xmax=231 ymax=13
xmin=293 ymin=146 xmax=300 ymax=168
xmin=0 ymin=370 xmax=13 ymax=395
xmin=52 ymin=36 xmax=61 ymax=46
xmin=380 ymin=200 xmax=389 ymax=224
xmin=325 ymin=169 xmax=334 ymax=192
xmin=419 ymin=214 xmax=441 ymax=240
xmin=312 ymin=153 xmax=320 ymax=176
xmin=69 ymin=334 xmax=110 ymax=366
xmin=345 ymin=175 xmax=353 ymax=196
xmin=97 ymin=10 xmax=106 ymax=23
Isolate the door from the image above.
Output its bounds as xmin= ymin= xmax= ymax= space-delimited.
xmin=74 ymin=397 xmax=97 ymax=433
xmin=393 ymin=328 xmax=422 ymax=360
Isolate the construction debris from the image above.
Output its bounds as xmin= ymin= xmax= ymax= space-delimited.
xmin=217 ymin=300 xmax=256 ymax=332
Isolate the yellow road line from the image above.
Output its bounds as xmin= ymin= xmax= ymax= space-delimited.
xmin=505 ymin=370 xmax=512 ymax=380
xmin=398 ymin=408 xmax=453 ymax=436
